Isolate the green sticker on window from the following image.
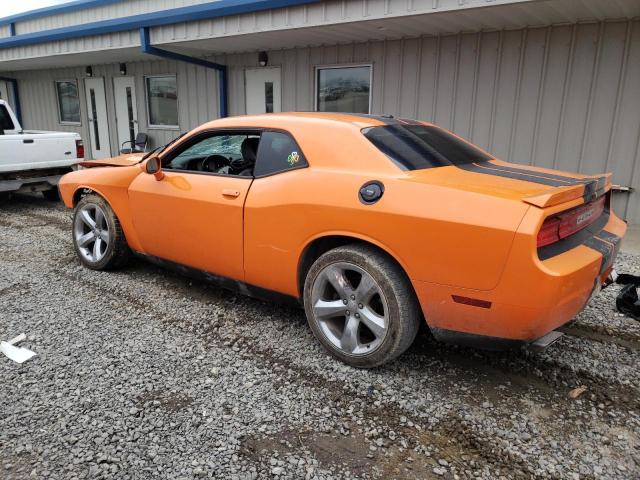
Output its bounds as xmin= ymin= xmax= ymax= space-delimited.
xmin=287 ymin=151 xmax=300 ymax=166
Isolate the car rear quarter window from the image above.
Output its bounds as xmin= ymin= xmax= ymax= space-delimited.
xmin=0 ymin=105 xmax=14 ymax=131
xmin=254 ymin=131 xmax=307 ymax=177
xmin=363 ymin=124 xmax=492 ymax=170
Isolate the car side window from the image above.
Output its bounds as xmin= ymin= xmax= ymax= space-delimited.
xmin=0 ymin=105 xmax=15 ymax=131
xmin=164 ymin=133 xmax=260 ymax=177
xmin=254 ymin=131 xmax=308 ymax=177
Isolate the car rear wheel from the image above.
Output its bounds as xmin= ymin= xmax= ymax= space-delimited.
xmin=72 ymin=194 xmax=130 ymax=270
xmin=304 ymin=244 xmax=421 ymax=368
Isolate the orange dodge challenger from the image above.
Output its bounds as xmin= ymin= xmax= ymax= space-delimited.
xmin=58 ymin=113 xmax=626 ymax=367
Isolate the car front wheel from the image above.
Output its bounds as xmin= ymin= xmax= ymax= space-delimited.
xmin=304 ymin=244 xmax=421 ymax=368
xmin=72 ymin=194 xmax=130 ymax=270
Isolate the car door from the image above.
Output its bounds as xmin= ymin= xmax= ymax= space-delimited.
xmin=128 ymin=131 xmax=258 ymax=281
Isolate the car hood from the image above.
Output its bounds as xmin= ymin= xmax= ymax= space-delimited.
xmin=79 ymin=153 xmax=145 ymax=168
xmin=405 ymin=161 xmax=611 ymax=208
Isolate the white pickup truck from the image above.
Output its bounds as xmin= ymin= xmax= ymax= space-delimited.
xmin=0 ymin=99 xmax=84 ymax=200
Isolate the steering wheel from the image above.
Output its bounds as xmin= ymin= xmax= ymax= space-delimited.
xmin=199 ymin=155 xmax=229 ymax=172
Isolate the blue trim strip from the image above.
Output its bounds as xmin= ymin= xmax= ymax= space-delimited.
xmin=0 ymin=0 xmax=123 ymax=25
xmin=139 ymin=27 xmax=228 ymax=118
xmin=9 ymin=23 xmax=16 ymax=36
xmin=0 ymin=0 xmax=319 ymax=48
xmin=0 ymin=76 xmax=22 ymax=125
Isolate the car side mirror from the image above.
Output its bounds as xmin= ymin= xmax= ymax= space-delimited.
xmin=144 ymin=156 xmax=164 ymax=181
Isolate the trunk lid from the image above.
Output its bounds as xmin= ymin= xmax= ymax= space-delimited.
xmin=404 ymin=160 xmax=611 ymax=207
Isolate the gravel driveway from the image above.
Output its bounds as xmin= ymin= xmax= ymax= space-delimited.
xmin=1 ymin=194 xmax=639 ymax=480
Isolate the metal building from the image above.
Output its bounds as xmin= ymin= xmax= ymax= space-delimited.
xmin=0 ymin=0 xmax=639 ymax=221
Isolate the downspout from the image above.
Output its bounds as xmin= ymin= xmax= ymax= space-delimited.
xmin=0 ymin=76 xmax=22 ymax=125
xmin=139 ymin=27 xmax=228 ymax=118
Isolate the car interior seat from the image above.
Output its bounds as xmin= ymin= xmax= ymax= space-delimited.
xmin=234 ymin=137 xmax=260 ymax=176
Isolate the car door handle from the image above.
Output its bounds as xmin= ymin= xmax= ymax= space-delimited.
xmin=222 ymin=189 xmax=241 ymax=198
xmin=23 ymin=139 xmax=34 ymax=144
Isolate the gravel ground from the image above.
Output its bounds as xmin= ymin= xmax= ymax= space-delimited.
xmin=1 ymin=193 xmax=639 ymax=480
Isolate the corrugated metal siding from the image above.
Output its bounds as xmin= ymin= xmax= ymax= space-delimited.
xmin=3 ymin=0 xmax=639 ymax=67
xmin=14 ymin=0 xmax=218 ymax=35
xmin=12 ymin=20 xmax=640 ymax=221
xmin=149 ymin=0 xmax=640 ymax=47
xmin=10 ymin=0 xmax=639 ymax=42
xmin=0 ymin=31 xmax=140 ymax=63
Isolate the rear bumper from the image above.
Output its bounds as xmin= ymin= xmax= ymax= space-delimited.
xmin=0 ymin=166 xmax=78 ymax=193
xmin=0 ymin=174 xmax=63 ymax=193
xmin=414 ymin=206 xmax=627 ymax=344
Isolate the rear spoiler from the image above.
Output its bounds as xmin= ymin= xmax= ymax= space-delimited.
xmin=523 ymin=173 xmax=612 ymax=208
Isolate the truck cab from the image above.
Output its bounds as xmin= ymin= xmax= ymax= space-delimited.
xmin=0 ymin=99 xmax=20 ymax=135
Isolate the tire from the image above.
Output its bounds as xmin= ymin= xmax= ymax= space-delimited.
xmin=303 ymin=244 xmax=421 ymax=368
xmin=42 ymin=188 xmax=60 ymax=201
xmin=72 ymin=194 xmax=130 ymax=270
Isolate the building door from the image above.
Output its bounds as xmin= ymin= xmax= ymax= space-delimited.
xmin=0 ymin=81 xmax=8 ymax=103
xmin=113 ymin=77 xmax=138 ymax=153
xmin=245 ymin=67 xmax=281 ymax=114
xmin=84 ymin=77 xmax=111 ymax=159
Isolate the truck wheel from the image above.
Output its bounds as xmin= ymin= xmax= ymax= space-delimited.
xmin=42 ymin=189 xmax=60 ymax=201
xmin=72 ymin=194 xmax=130 ymax=270
xmin=303 ymin=244 xmax=421 ymax=368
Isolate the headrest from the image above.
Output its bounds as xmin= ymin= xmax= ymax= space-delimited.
xmin=241 ymin=137 xmax=260 ymax=163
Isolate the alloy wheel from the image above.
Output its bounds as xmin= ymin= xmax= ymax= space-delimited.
xmin=311 ymin=262 xmax=388 ymax=356
xmin=74 ymin=204 xmax=110 ymax=263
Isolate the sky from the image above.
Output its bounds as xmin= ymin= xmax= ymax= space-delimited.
xmin=2 ymin=0 xmax=70 ymax=18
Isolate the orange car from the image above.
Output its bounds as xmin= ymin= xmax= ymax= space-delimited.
xmin=58 ymin=113 xmax=626 ymax=367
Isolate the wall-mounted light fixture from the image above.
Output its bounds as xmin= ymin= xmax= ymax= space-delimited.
xmin=119 ymin=63 xmax=127 ymax=75
xmin=85 ymin=66 xmax=93 ymax=77
xmin=258 ymin=51 xmax=268 ymax=67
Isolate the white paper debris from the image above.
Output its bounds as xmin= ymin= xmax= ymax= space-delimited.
xmin=1 ymin=338 xmax=36 ymax=364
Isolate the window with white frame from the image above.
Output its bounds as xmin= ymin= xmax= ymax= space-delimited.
xmin=55 ymin=80 xmax=81 ymax=124
xmin=146 ymin=75 xmax=179 ymax=127
xmin=316 ymin=65 xmax=371 ymax=114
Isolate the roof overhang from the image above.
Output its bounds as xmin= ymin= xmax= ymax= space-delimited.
xmin=1 ymin=0 xmax=638 ymax=71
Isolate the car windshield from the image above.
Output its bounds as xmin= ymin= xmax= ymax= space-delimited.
xmin=142 ymin=133 xmax=187 ymax=160
xmin=363 ymin=123 xmax=492 ymax=170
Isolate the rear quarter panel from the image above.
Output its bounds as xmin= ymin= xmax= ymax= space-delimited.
xmin=58 ymin=166 xmax=144 ymax=252
xmin=244 ymin=166 xmax=529 ymax=297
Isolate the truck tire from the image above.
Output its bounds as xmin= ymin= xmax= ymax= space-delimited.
xmin=72 ymin=194 xmax=130 ymax=270
xmin=303 ymin=244 xmax=421 ymax=368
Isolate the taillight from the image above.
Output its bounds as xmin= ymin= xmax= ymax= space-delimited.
xmin=76 ymin=139 xmax=84 ymax=159
xmin=537 ymin=195 xmax=606 ymax=248
xmin=537 ymin=217 xmax=561 ymax=247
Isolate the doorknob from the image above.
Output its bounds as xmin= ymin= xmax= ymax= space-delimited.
xmin=222 ymin=189 xmax=241 ymax=198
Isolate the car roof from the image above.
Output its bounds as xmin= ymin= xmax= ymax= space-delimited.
xmin=196 ymin=112 xmax=420 ymax=131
